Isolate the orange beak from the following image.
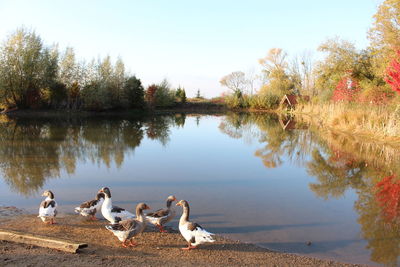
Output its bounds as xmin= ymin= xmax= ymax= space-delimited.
xmin=176 ymin=202 xmax=182 ymax=206
xmin=98 ymin=189 xmax=104 ymax=193
xmin=145 ymin=205 xmax=151 ymax=210
xmin=173 ymin=196 xmax=177 ymax=201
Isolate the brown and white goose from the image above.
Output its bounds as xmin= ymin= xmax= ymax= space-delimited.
xmin=99 ymin=187 xmax=135 ymax=224
xmin=38 ymin=190 xmax=57 ymax=224
xmin=105 ymin=203 xmax=150 ymax=248
xmin=74 ymin=192 xmax=105 ymax=220
xmin=176 ymin=200 xmax=215 ymax=250
xmin=146 ymin=195 xmax=177 ymax=232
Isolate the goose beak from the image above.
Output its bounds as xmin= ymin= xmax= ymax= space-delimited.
xmin=176 ymin=202 xmax=182 ymax=206
xmin=98 ymin=189 xmax=104 ymax=193
xmin=173 ymin=196 xmax=177 ymax=201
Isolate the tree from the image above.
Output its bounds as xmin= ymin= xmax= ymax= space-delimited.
xmin=154 ymin=79 xmax=175 ymax=107
xmin=145 ymin=84 xmax=158 ymax=108
xmin=175 ymin=86 xmax=186 ymax=103
xmin=196 ymin=89 xmax=202 ymax=98
xmin=369 ymin=0 xmax=400 ymax=76
xmin=314 ymin=38 xmax=358 ymax=100
xmin=58 ymin=47 xmax=80 ymax=109
xmin=220 ymin=71 xmax=247 ymax=94
xmin=112 ymin=57 xmax=125 ymax=106
xmin=258 ymin=48 xmax=296 ymax=97
xmin=122 ymin=75 xmax=144 ymax=109
xmin=0 ymin=28 xmax=57 ymax=108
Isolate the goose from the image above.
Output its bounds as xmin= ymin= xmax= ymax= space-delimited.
xmin=38 ymin=190 xmax=57 ymax=224
xmin=105 ymin=203 xmax=150 ymax=248
xmin=99 ymin=187 xmax=135 ymax=224
xmin=176 ymin=200 xmax=215 ymax=250
xmin=146 ymin=195 xmax=177 ymax=232
xmin=74 ymin=192 xmax=105 ymax=220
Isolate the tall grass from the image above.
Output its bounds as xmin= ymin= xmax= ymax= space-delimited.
xmin=295 ymin=102 xmax=400 ymax=139
xmin=225 ymin=93 xmax=280 ymax=110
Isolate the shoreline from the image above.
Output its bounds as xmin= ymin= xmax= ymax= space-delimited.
xmin=0 ymin=208 xmax=367 ymax=266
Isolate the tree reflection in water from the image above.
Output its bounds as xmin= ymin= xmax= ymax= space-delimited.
xmin=219 ymin=112 xmax=400 ymax=266
xmin=0 ymin=114 xmax=180 ymax=196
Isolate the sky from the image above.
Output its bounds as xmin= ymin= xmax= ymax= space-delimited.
xmin=0 ymin=0 xmax=383 ymax=97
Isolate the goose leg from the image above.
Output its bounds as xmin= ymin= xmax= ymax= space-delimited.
xmin=128 ymin=239 xmax=137 ymax=247
xmin=157 ymin=225 xmax=168 ymax=233
xmin=182 ymin=242 xmax=197 ymax=250
xmin=122 ymin=240 xmax=129 ymax=248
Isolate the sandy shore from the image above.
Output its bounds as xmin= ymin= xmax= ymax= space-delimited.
xmin=0 ymin=207 xmax=366 ymax=267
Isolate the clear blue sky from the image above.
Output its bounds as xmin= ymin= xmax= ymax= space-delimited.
xmin=0 ymin=0 xmax=383 ymax=97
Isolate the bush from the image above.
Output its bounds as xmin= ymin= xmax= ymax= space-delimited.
xmin=249 ymin=93 xmax=280 ymax=109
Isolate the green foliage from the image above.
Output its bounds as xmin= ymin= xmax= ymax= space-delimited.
xmin=122 ymin=75 xmax=145 ymax=109
xmin=225 ymin=91 xmax=280 ymax=110
xmin=0 ymin=27 xmax=58 ymax=108
xmin=81 ymin=82 xmax=112 ymax=111
xmin=175 ymin=86 xmax=186 ymax=104
xmin=153 ymin=79 xmax=176 ymax=107
xmin=248 ymin=93 xmax=280 ymax=110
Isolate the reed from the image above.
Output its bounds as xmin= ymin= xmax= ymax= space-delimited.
xmin=294 ymin=102 xmax=400 ymax=141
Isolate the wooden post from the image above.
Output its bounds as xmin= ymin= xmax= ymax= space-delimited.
xmin=0 ymin=229 xmax=88 ymax=253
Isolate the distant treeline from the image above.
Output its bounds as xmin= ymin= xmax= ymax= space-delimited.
xmin=0 ymin=28 xmax=186 ymax=111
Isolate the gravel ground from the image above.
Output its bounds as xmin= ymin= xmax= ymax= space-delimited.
xmin=0 ymin=208 xmax=367 ymax=267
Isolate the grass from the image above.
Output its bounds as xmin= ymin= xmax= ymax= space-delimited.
xmin=294 ymin=101 xmax=400 ymax=141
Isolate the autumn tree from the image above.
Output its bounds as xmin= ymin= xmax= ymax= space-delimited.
xmin=369 ymin=0 xmax=400 ymax=76
xmin=220 ymin=71 xmax=248 ymax=95
xmin=258 ymin=48 xmax=297 ymax=97
xmin=0 ymin=28 xmax=58 ymax=108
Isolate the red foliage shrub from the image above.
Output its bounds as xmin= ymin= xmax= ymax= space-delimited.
xmin=332 ymin=77 xmax=360 ymax=102
xmin=375 ymin=175 xmax=400 ymax=222
xmin=385 ymin=50 xmax=400 ymax=95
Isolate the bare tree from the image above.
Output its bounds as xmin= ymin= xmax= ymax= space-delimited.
xmin=220 ymin=71 xmax=247 ymax=94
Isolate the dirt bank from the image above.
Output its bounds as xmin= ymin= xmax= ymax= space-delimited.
xmin=0 ymin=208 xmax=367 ymax=267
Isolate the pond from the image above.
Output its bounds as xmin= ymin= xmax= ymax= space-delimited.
xmin=0 ymin=112 xmax=399 ymax=266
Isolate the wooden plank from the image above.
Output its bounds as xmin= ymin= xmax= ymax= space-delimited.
xmin=0 ymin=229 xmax=88 ymax=253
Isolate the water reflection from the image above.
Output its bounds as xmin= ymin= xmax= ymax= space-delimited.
xmin=1 ymin=112 xmax=400 ymax=265
xmin=0 ymin=114 xmax=186 ymax=195
xmin=218 ymin=113 xmax=400 ymax=266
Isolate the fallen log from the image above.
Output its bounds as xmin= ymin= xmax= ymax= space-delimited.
xmin=0 ymin=229 xmax=88 ymax=253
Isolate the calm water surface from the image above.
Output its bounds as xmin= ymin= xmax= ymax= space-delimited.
xmin=0 ymin=113 xmax=399 ymax=266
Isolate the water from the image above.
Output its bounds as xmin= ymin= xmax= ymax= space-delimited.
xmin=0 ymin=112 xmax=399 ymax=266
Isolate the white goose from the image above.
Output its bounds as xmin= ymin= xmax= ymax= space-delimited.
xmin=105 ymin=203 xmax=150 ymax=248
xmin=99 ymin=187 xmax=135 ymax=224
xmin=38 ymin=190 xmax=58 ymax=224
xmin=146 ymin=195 xmax=177 ymax=232
xmin=74 ymin=192 xmax=105 ymax=220
xmin=176 ymin=200 xmax=215 ymax=250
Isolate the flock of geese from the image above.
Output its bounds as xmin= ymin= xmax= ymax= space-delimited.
xmin=38 ymin=187 xmax=215 ymax=250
